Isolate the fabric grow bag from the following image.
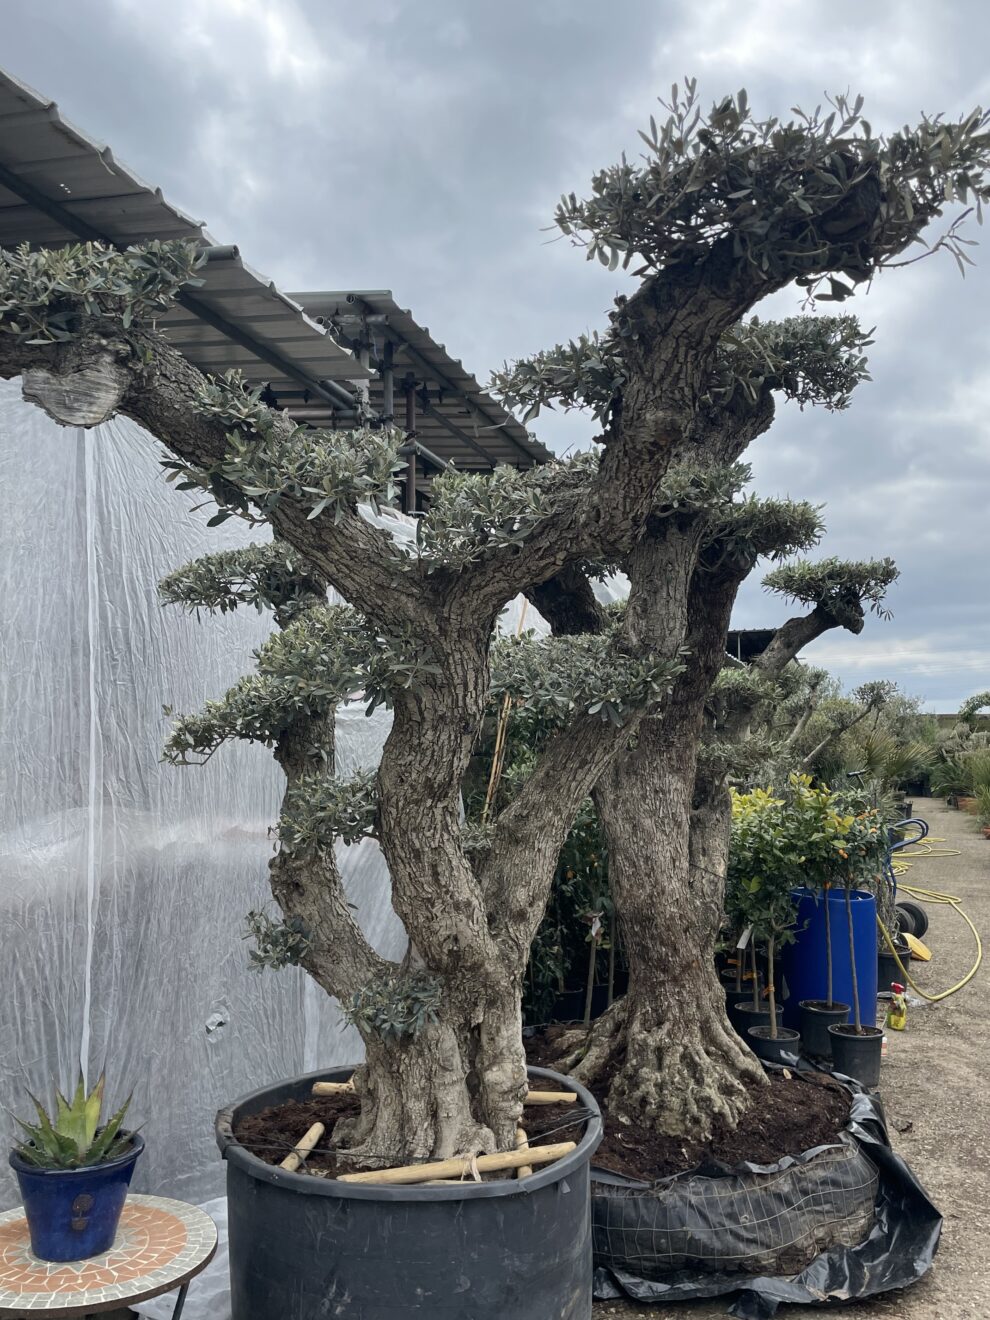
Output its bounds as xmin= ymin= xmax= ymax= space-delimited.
xmin=217 ymin=1065 xmax=602 ymax=1320
xmin=592 ymin=1065 xmax=941 ymax=1318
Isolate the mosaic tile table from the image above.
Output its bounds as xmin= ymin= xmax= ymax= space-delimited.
xmin=0 ymin=1194 xmax=217 ymax=1318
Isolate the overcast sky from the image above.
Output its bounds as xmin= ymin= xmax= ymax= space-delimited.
xmin=4 ymin=0 xmax=989 ymax=710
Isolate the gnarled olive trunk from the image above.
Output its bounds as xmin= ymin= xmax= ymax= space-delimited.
xmin=567 ymin=561 xmax=767 ymax=1137
xmin=587 ymin=708 xmax=765 ymax=1135
xmin=335 ymin=978 xmax=525 ymax=1166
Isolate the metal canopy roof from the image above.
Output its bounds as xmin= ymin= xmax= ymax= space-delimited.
xmin=291 ymin=291 xmax=553 ymax=470
xmin=0 ymin=65 xmax=550 ymax=481
xmin=0 ymin=67 xmax=370 ymax=418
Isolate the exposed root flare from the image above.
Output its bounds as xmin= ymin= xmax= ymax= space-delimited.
xmin=562 ymin=998 xmax=630 ymax=1086
xmin=608 ymin=997 xmax=768 ymax=1139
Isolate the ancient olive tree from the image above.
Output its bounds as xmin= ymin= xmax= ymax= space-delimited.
xmin=3 ymin=84 xmax=990 ymax=1165
xmin=499 ymin=322 xmax=901 ymax=1138
xmin=491 ymin=87 xmax=990 ymax=1138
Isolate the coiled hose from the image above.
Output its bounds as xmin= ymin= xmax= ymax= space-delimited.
xmin=878 ymin=837 xmax=982 ymax=1001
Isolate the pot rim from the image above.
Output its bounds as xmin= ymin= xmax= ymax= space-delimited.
xmin=827 ymin=1024 xmax=884 ymax=1039
xmin=733 ymin=1002 xmax=783 ymax=1015
xmin=217 ymin=1065 xmax=602 ymax=1203
xmin=9 ymin=1130 xmax=144 ymax=1178
xmin=747 ymin=1025 xmax=800 ymax=1041
xmin=799 ymin=999 xmax=851 ymax=1015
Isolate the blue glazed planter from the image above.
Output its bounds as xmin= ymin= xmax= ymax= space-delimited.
xmin=9 ymin=1133 xmax=144 ymax=1262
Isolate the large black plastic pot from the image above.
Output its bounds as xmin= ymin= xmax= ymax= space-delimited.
xmin=800 ymin=1000 xmax=850 ymax=1059
xmin=829 ymin=1025 xmax=883 ymax=1087
xmin=216 ymin=1065 xmax=602 ymax=1320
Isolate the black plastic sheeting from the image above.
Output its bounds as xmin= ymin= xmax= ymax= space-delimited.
xmin=592 ymin=1065 xmax=941 ymax=1318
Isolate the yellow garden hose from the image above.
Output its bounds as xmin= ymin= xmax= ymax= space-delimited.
xmin=875 ymin=835 xmax=983 ymax=1000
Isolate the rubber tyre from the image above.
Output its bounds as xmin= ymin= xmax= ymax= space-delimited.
xmin=896 ymin=900 xmax=929 ymax=940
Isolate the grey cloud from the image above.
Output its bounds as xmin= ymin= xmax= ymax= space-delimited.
xmin=3 ymin=0 xmax=988 ymax=709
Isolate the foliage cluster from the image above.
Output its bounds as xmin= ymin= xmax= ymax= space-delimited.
xmin=277 ymin=769 xmax=379 ymax=854
xmin=727 ymin=773 xmax=887 ymax=938
xmin=491 ymin=630 xmax=684 ymax=727
xmin=158 ymin=542 xmax=326 ymax=621
xmin=763 ymin=557 xmax=898 ymax=627
xmin=554 ymin=83 xmax=990 ymax=293
xmin=0 ymin=239 xmax=202 ymax=343
xmin=244 ymin=908 xmax=313 ymax=972
xmin=343 ymin=972 xmax=443 ymax=1043
xmin=167 ymin=374 xmax=405 ymax=529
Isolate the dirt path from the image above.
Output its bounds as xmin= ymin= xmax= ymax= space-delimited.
xmin=595 ymin=796 xmax=990 ymax=1320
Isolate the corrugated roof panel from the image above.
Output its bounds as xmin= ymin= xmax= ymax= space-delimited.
xmin=0 ymin=67 xmax=369 ymax=405
xmin=290 ymin=289 xmax=553 ymax=468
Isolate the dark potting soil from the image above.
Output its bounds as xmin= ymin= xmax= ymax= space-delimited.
xmin=233 ymin=1088 xmax=591 ymax=1179
xmin=234 ymin=1047 xmax=850 ymax=1184
xmin=589 ymin=1070 xmax=849 ymax=1181
xmin=525 ymin=1028 xmax=850 ymax=1182
xmin=234 ymin=1091 xmax=362 ymax=1175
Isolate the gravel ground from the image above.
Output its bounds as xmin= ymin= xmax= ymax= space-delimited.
xmin=595 ymin=796 xmax=990 ymax=1320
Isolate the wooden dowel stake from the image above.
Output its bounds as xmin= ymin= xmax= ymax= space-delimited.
xmin=311 ymin=1081 xmax=577 ymax=1106
xmin=338 ymin=1140 xmax=576 ymax=1186
xmin=515 ymin=1127 xmax=533 ymax=1180
xmin=279 ymin=1121 xmax=325 ymax=1172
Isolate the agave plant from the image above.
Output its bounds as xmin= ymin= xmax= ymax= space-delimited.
xmin=13 ymin=1074 xmax=132 ymax=1169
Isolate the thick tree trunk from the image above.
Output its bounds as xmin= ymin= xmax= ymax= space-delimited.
xmin=334 ymin=974 xmax=524 ymax=1167
xmin=576 ymin=557 xmax=768 ymax=1137
xmin=589 ymin=719 xmax=765 ymax=1135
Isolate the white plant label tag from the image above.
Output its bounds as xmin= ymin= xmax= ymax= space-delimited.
xmin=736 ymin=925 xmax=753 ymax=951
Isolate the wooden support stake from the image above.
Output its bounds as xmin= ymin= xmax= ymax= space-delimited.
xmin=312 ymin=1081 xmax=355 ymax=1096
xmin=311 ymin=1081 xmax=578 ymax=1105
xmin=515 ymin=1127 xmax=533 ymax=1180
xmin=279 ymin=1121 xmax=325 ymax=1172
xmin=338 ymin=1140 xmax=576 ymax=1186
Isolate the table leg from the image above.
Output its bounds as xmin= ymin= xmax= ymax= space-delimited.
xmin=170 ymin=1281 xmax=190 ymax=1319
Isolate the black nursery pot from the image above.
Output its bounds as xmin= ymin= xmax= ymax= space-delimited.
xmin=731 ymin=1001 xmax=783 ymax=1038
xmin=747 ymin=1025 xmax=801 ymax=1065
xmin=799 ymin=999 xmax=851 ymax=1060
xmin=724 ymin=984 xmax=760 ymax=1013
xmin=829 ymin=1025 xmax=884 ymax=1088
xmin=216 ymin=1065 xmax=602 ymax=1320
xmin=878 ymin=943 xmax=909 ymax=993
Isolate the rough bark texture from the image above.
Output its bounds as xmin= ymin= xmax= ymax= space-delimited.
xmin=588 ymin=562 xmax=767 ymax=1133
xmin=535 ymin=403 xmax=781 ymax=1137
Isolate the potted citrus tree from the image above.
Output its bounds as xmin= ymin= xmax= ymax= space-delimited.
xmin=790 ymin=778 xmax=856 ymax=1057
xmin=826 ymin=807 xmax=889 ymax=1084
xmin=9 ymin=1075 xmax=141 ymax=1262
xmin=727 ymin=786 xmax=800 ymax=1060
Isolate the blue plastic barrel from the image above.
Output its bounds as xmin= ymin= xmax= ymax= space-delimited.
xmin=780 ymin=887 xmax=877 ymax=1029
